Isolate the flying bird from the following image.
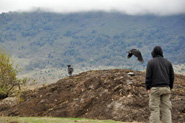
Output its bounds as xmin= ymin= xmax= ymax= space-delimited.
xmin=127 ymin=49 xmax=144 ymax=63
xmin=67 ymin=65 xmax=74 ymax=76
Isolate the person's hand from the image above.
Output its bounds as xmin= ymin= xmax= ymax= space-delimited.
xmin=147 ymin=90 xmax=150 ymax=93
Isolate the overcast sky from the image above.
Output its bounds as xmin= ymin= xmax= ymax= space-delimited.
xmin=1 ymin=0 xmax=185 ymax=15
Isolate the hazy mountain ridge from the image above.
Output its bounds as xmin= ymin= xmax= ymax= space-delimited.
xmin=0 ymin=11 xmax=185 ymax=82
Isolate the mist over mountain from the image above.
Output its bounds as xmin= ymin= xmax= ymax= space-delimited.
xmin=0 ymin=11 xmax=185 ymax=82
xmin=1 ymin=0 xmax=185 ymax=15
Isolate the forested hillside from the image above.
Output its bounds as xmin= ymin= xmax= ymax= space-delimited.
xmin=0 ymin=11 xmax=185 ymax=82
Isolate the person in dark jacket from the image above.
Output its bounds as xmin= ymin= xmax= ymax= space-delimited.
xmin=145 ymin=46 xmax=174 ymax=123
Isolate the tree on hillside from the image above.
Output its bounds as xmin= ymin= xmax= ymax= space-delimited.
xmin=0 ymin=47 xmax=27 ymax=99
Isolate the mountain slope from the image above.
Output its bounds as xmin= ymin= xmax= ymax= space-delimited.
xmin=0 ymin=11 xmax=185 ymax=82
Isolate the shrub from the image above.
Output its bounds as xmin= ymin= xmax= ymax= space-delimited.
xmin=0 ymin=47 xmax=27 ymax=99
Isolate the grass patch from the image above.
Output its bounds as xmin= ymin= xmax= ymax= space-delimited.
xmin=0 ymin=117 xmax=127 ymax=123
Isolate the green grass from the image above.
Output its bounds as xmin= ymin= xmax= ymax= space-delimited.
xmin=0 ymin=117 xmax=128 ymax=123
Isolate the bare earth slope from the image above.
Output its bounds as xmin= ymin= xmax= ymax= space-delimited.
xmin=0 ymin=69 xmax=184 ymax=122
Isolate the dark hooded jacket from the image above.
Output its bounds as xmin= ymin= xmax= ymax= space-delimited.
xmin=145 ymin=46 xmax=174 ymax=90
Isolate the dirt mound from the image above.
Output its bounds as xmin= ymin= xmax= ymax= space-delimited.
xmin=0 ymin=69 xmax=185 ymax=122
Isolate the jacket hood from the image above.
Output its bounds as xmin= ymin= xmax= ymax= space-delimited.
xmin=151 ymin=46 xmax=163 ymax=58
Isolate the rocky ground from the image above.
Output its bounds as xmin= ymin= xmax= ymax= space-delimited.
xmin=0 ymin=69 xmax=184 ymax=122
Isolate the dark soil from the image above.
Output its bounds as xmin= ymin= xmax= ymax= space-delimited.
xmin=0 ymin=69 xmax=184 ymax=122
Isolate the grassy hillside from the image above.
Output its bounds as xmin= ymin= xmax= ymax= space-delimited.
xmin=0 ymin=11 xmax=185 ymax=83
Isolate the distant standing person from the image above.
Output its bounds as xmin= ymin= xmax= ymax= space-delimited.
xmin=67 ymin=65 xmax=74 ymax=76
xmin=145 ymin=46 xmax=174 ymax=123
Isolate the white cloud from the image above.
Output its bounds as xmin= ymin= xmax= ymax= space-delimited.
xmin=0 ymin=0 xmax=185 ymax=15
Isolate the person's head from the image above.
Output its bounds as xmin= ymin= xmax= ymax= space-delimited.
xmin=151 ymin=46 xmax=163 ymax=58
